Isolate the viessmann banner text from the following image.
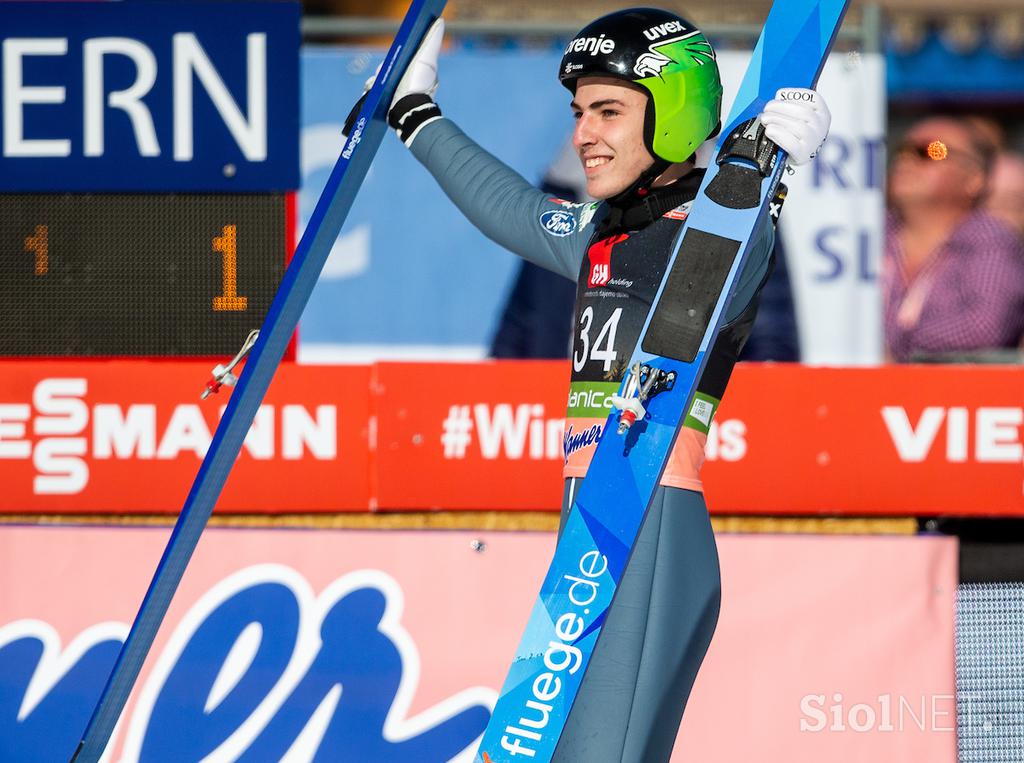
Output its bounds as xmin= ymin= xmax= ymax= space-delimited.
xmin=0 ymin=1 xmax=299 ymax=191
xmin=0 ymin=361 xmax=1019 ymax=515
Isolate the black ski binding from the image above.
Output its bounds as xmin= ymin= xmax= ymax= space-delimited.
xmin=704 ymin=117 xmax=780 ymax=210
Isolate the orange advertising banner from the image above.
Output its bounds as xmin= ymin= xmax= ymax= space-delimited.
xmin=0 ymin=360 xmax=1020 ymax=515
xmin=0 ymin=361 xmax=371 ymax=513
xmin=372 ymin=361 xmax=567 ymax=511
xmin=373 ymin=362 xmax=1022 ymax=516
xmin=703 ymin=364 xmax=1022 ymax=515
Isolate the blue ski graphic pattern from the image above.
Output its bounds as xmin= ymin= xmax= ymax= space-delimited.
xmin=475 ymin=1 xmax=849 ymax=761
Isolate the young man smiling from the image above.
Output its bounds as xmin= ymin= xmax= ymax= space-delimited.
xmin=355 ymin=7 xmax=832 ymax=760
xmin=574 ymin=79 xmax=681 ymax=197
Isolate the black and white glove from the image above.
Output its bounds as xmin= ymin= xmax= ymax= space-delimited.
xmin=343 ymin=18 xmax=445 ymax=147
xmin=759 ymin=87 xmax=831 ymax=166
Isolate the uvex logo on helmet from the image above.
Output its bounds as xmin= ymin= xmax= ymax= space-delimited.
xmin=564 ymin=34 xmax=615 ymax=56
xmin=643 ymin=20 xmax=687 ymax=40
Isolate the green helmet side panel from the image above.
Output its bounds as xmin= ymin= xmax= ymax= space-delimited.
xmin=634 ymin=34 xmax=723 ymax=163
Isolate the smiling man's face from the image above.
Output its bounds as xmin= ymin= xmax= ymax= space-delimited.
xmin=571 ymin=77 xmax=654 ymax=200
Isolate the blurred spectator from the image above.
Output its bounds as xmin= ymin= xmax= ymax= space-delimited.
xmin=986 ymin=151 xmax=1024 ymax=238
xmin=883 ymin=116 xmax=1024 ymax=362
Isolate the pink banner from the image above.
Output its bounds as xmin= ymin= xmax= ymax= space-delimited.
xmin=0 ymin=526 xmax=956 ymax=761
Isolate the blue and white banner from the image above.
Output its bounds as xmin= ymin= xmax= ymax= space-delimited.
xmin=0 ymin=1 xmax=299 ymax=191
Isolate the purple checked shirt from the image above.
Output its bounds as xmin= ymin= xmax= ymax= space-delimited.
xmin=883 ymin=211 xmax=1024 ymax=362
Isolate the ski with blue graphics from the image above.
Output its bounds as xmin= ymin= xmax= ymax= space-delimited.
xmin=67 ymin=2 xmax=446 ymax=762
xmin=475 ymin=1 xmax=849 ymax=761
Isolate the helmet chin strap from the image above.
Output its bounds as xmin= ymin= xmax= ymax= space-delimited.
xmin=604 ymin=94 xmax=672 ymax=206
xmin=596 ymin=155 xmax=700 ymax=238
xmin=605 ymin=156 xmax=672 ymax=207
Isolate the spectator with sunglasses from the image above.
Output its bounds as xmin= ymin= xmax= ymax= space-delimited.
xmin=884 ymin=116 xmax=1024 ymax=362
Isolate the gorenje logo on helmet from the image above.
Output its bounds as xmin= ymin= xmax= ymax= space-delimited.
xmin=564 ymin=34 xmax=615 ymax=56
xmin=633 ymin=31 xmax=715 ymax=78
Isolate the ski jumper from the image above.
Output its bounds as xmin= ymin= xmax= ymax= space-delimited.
xmin=409 ymin=118 xmax=774 ymax=762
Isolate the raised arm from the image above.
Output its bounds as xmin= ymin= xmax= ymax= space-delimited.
xmin=343 ymin=18 xmax=597 ymax=281
xmin=406 ymin=118 xmax=598 ymax=280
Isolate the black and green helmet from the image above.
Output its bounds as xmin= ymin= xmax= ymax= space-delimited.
xmin=559 ymin=7 xmax=723 ymax=164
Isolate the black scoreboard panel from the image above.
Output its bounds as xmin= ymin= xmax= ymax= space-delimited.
xmin=0 ymin=194 xmax=285 ymax=356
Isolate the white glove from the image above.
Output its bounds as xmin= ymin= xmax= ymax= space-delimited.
xmin=393 ymin=17 xmax=443 ymax=101
xmin=760 ymin=87 xmax=831 ymax=166
xmin=343 ymin=18 xmax=445 ymax=146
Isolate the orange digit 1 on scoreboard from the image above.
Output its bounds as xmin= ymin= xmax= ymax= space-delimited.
xmin=212 ymin=223 xmax=248 ymax=311
xmin=25 ymin=224 xmax=48 ymax=275
xmin=1 ymin=196 xmax=284 ymax=356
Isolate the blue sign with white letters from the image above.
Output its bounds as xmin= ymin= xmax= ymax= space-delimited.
xmin=0 ymin=1 xmax=299 ymax=191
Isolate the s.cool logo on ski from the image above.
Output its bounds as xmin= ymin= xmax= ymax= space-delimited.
xmin=539 ymin=210 xmax=577 ymax=237
xmin=0 ymin=566 xmax=492 ymax=760
xmin=778 ymin=89 xmax=816 ymax=102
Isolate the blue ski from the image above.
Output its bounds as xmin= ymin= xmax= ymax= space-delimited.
xmin=68 ymin=2 xmax=446 ymax=761
xmin=475 ymin=1 xmax=849 ymax=761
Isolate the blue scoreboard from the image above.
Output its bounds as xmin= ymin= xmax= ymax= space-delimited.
xmin=0 ymin=1 xmax=300 ymax=355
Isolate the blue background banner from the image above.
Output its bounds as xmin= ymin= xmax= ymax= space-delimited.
xmin=299 ymin=48 xmax=571 ymax=360
xmin=0 ymin=1 xmax=299 ymax=191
